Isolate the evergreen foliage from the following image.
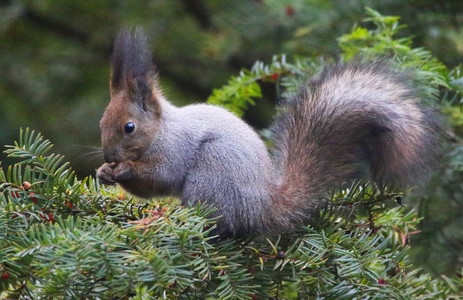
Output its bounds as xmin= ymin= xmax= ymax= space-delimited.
xmin=1 ymin=9 xmax=463 ymax=299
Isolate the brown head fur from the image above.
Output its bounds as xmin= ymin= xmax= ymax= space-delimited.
xmin=100 ymin=28 xmax=162 ymax=164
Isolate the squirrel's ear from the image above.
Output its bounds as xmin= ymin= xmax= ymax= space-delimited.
xmin=128 ymin=77 xmax=161 ymax=115
xmin=110 ymin=28 xmax=161 ymax=115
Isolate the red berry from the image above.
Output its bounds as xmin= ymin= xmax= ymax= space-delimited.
xmin=378 ymin=278 xmax=386 ymax=284
xmin=48 ymin=213 xmax=55 ymax=223
xmin=30 ymin=193 xmax=38 ymax=203
xmin=271 ymin=74 xmax=279 ymax=80
xmin=1 ymin=272 xmax=10 ymax=280
xmin=10 ymin=191 xmax=19 ymax=198
xmin=286 ymin=5 xmax=295 ymax=16
xmin=66 ymin=201 xmax=73 ymax=208
xmin=39 ymin=212 xmax=54 ymax=222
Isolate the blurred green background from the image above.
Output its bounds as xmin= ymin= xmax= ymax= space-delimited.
xmin=1 ymin=0 xmax=463 ymax=276
xmin=2 ymin=0 xmax=462 ymax=178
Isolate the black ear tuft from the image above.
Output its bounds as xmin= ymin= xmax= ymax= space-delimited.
xmin=110 ymin=27 xmax=157 ymax=93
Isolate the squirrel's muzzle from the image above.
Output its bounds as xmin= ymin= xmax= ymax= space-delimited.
xmin=104 ymin=152 xmax=116 ymax=164
xmin=103 ymin=147 xmax=141 ymax=164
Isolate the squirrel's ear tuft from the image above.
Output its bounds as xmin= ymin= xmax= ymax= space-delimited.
xmin=110 ymin=27 xmax=158 ymax=95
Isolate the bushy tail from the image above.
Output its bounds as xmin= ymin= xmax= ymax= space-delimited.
xmin=269 ymin=61 xmax=441 ymax=230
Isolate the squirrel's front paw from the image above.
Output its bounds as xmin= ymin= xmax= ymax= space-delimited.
xmin=97 ymin=163 xmax=116 ymax=185
xmin=113 ymin=160 xmax=135 ymax=182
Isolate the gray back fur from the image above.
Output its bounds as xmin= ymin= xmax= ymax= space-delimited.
xmin=143 ymin=100 xmax=274 ymax=236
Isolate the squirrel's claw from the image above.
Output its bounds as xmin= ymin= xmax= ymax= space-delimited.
xmin=97 ymin=163 xmax=117 ymax=185
xmin=113 ymin=160 xmax=135 ymax=182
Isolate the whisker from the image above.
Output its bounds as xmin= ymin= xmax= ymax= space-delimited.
xmin=72 ymin=144 xmax=102 ymax=151
xmin=80 ymin=150 xmax=103 ymax=158
xmin=71 ymin=144 xmax=104 ymax=162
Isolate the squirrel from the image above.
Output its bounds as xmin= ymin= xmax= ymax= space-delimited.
xmin=96 ymin=28 xmax=441 ymax=237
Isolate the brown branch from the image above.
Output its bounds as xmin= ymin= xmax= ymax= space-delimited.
xmin=180 ymin=0 xmax=215 ymax=30
xmin=23 ymin=9 xmax=91 ymax=46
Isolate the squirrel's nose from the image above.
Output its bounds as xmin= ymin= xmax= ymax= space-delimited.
xmin=104 ymin=149 xmax=126 ymax=163
xmin=104 ymin=152 xmax=116 ymax=164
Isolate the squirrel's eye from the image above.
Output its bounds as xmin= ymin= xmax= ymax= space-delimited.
xmin=125 ymin=122 xmax=135 ymax=134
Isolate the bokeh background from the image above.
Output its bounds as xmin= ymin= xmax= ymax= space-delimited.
xmin=1 ymin=0 xmax=463 ymax=275
xmin=2 ymin=0 xmax=463 ymax=177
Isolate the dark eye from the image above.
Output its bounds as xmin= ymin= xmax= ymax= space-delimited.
xmin=125 ymin=122 xmax=135 ymax=134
